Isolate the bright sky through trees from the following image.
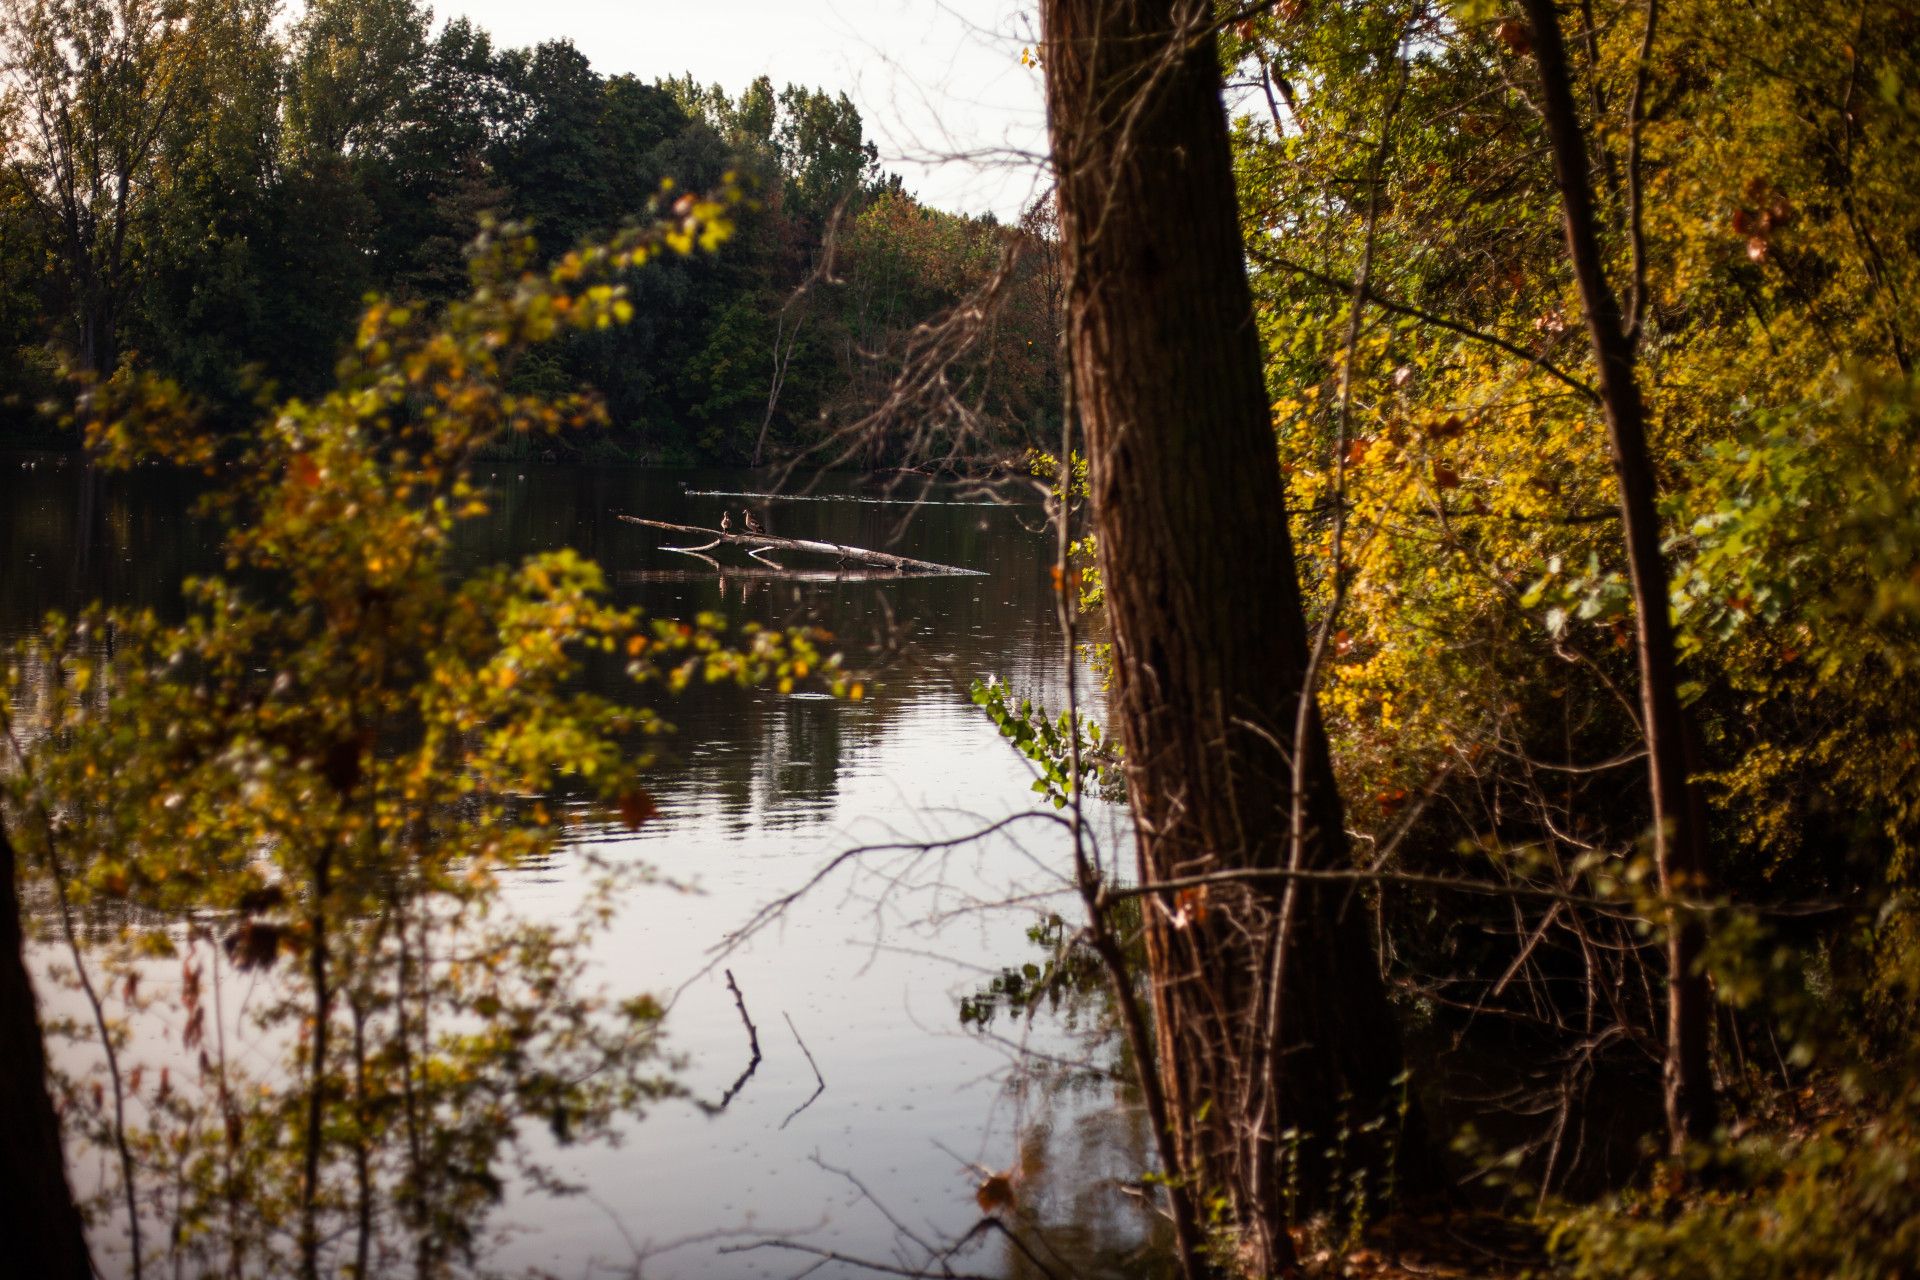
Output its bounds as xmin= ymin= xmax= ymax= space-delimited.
xmin=447 ymin=0 xmax=1048 ymax=218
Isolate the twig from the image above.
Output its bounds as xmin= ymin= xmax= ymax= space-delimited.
xmin=779 ymin=1012 xmax=826 ymax=1129
xmin=715 ymin=1240 xmax=999 ymax=1279
xmin=699 ymin=969 xmax=762 ymax=1115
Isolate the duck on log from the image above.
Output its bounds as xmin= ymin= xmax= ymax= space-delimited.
xmin=616 ymin=515 xmax=986 ymax=577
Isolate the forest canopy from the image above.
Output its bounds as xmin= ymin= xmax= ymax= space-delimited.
xmin=0 ymin=0 xmax=1059 ymax=464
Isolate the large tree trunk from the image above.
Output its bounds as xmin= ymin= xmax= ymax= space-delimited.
xmin=1521 ymin=0 xmax=1717 ymax=1151
xmin=0 ymin=820 xmax=96 ymax=1279
xmin=1040 ymin=1 xmax=1416 ymax=1269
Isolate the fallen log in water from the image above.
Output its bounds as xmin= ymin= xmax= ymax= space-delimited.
xmin=615 ymin=514 xmax=986 ymax=576
xmin=616 ymin=566 xmax=954 ymax=585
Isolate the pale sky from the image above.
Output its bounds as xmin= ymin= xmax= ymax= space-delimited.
xmin=442 ymin=0 xmax=1050 ymax=220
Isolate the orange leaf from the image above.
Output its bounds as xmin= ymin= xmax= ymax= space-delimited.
xmin=1496 ymin=19 xmax=1532 ymax=55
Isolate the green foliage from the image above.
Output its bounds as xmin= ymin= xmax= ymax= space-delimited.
xmin=969 ymin=677 xmax=1119 ymax=809
xmin=959 ymin=912 xmax=1110 ymax=1030
xmin=1026 ymin=448 xmax=1101 ymax=611
xmin=1672 ymin=369 xmax=1920 ymax=672
xmin=1552 ymin=1097 xmax=1920 ymax=1280
xmin=1520 ymin=553 xmax=1633 ymax=641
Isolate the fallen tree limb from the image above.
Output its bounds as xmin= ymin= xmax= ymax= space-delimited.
xmin=615 ymin=567 xmax=954 ymax=586
xmin=616 ymin=515 xmax=986 ymax=576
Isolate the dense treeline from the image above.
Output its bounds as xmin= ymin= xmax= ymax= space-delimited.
xmin=0 ymin=0 xmax=1058 ymax=463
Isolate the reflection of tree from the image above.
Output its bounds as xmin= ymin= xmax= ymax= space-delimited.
xmin=961 ymin=904 xmax=1177 ymax=1280
xmin=996 ymin=1096 xmax=1172 ymax=1280
xmin=0 ymin=462 xmax=220 ymax=633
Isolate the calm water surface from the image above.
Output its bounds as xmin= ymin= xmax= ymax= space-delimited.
xmin=0 ymin=457 xmax=1162 ymax=1279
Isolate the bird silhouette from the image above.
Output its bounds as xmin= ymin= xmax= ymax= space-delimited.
xmin=720 ymin=510 xmax=732 ymax=533
xmin=743 ymin=510 xmax=764 ymax=535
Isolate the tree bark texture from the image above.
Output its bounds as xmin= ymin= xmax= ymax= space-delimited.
xmin=1040 ymin=0 xmax=1414 ymax=1265
xmin=1521 ymin=0 xmax=1717 ymax=1150
xmin=0 ymin=820 xmax=96 ymax=1279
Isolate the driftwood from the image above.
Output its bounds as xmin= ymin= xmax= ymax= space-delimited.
xmin=616 ymin=514 xmax=986 ymax=576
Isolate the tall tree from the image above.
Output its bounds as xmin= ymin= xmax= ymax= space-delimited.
xmin=132 ymin=0 xmax=282 ymax=404
xmin=1040 ymin=0 xmax=1416 ymax=1271
xmin=283 ymin=0 xmax=428 ymax=160
xmin=1520 ymin=0 xmax=1717 ymax=1150
xmin=0 ymin=0 xmax=202 ymax=370
xmin=0 ymin=819 xmax=93 ymax=1279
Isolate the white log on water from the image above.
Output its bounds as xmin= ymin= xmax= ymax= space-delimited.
xmin=615 ymin=514 xmax=986 ymax=576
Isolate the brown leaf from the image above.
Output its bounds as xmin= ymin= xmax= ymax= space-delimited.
xmin=976 ymin=1172 xmax=1016 ymax=1213
xmin=224 ymin=920 xmax=284 ymax=972
xmin=618 ymin=788 xmax=660 ymax=830
xmin=1433 ymin=463 xmax=1461 ymax=490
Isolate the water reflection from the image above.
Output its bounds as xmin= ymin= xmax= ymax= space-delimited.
xmin=1 ymin=458 xmax=1158 ymax=1279
xmin=0 ymin=454 xmax=220 ymax=625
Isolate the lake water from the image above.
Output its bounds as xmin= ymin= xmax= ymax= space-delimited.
xmin=0 ymin=456 xmax=1166 ymax=1279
